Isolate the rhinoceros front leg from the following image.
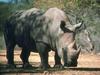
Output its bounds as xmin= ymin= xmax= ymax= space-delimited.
xmin=54 ymin=50 xmax=63 ymax=68
xmin=20 ymin=48 xmax=32 ymax=68
xmin=37 ymin=43 xmax=50 ymax=69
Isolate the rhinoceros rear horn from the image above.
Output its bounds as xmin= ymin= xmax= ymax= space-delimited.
xmin=76 ymin=46 xmax=81 ymax=56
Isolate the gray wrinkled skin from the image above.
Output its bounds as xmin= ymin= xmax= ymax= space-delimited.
xmin=4 ymin=7 xmax=81 ymax=69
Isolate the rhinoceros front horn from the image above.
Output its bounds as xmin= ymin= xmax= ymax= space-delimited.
xmin=68 ymin=22 xmax=82 ymax=31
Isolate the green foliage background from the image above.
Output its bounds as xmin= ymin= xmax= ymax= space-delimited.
xmin=0 ymin=0 xmax=100 ymax=51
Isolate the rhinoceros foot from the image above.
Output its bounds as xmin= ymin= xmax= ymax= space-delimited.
xmin=7 ymin=64 xmax=16 ymax=68
xmin=22 ymin=63 xmax=33 ymax=69
xmin=39 ymin=64 xmax=50 ymax=70
xmin=54 ymin=64 xmax=64 ymax=69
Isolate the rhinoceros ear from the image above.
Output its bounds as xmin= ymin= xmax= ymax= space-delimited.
xmin=67 ymin=22 xmax=82 ymax=31
xmin=74 ymin=22 xmax=82 ymax=29
xmin=60 ymin=21 xmax=72 ymax=32
xmin=68 ymin=23 xmax=82 ymax=31
xmin=60 ymin=21 xmax=66 ymax=30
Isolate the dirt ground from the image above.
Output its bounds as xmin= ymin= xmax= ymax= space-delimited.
xmin=0 ymin=50 xmax=100 ymax=75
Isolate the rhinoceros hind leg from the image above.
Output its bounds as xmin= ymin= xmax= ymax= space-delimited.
xmin=7 ymin=64 xmax=16 ymax=68
xmin=6 ymin=41 xmax=16 ymax=68
xmin=20 ymin=48 xmax=32 ymax=68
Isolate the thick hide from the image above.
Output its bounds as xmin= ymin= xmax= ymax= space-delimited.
xmin=4 ymin=7 xmax=82 ymax=69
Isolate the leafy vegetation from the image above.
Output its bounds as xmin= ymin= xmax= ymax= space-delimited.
xmin=0 ymin=0 xmax=100 ymax=52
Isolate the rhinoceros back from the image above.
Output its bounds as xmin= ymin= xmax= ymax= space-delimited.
xmin=4 ymin=8 xmax=44 ymax=50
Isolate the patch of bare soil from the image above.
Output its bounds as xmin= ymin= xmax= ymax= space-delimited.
xmin=0 ymin=50 xmax=100 ymax=75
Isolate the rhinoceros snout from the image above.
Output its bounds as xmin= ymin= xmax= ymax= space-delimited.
xmin=64 ymin=61 xmax=78 ymax=67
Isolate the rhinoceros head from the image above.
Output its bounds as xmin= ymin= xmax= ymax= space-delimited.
xmin=63 ymin=41 xmax=81 ymax=67
xmin=59 ymin=21 xmax=82 ymax=67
